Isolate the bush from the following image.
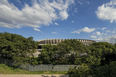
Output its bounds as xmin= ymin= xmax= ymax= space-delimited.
xmin=68 ymin=61 xmax=116 ymax=77
xmin=92 ymin=61 xmax=116 ymax=77
xmin=68 ymin=64 xmax=90 ymax=77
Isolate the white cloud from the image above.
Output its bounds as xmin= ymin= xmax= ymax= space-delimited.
xmin=78 ymin=1 xmax=83 ymax=5
xmin=16 ymin=0 xmax=21 ymax=3
xmin=71 ymin=30 xmax=80 ymax=34
xmin=52 ymin=32 xmax=57 ymax=34
xmin=74 ymin=8 xmax=78 ymax=13
xmin=104 ymin=29 xmax=116 ymax=34
xmin=34 ymin=28 xmax=41 ymax=32
xmin=96 ymin=31 xmax=101 ymax=35
xmin=0 ymin=0 xmax=74 ymax=29
xmin=112 ymin=31 xmax=116 ymax=33
xmin=96 ymin=0 xmax=116 ymax=23
xmin=71 ymin=27 xmax=95 ymax=34
xmin=90 ymin=31 xmax=100 ymax=39
xmin=72 ymin=21 xmax=74 ymax=23
xmin=59 ymin=11 xmax=68 ymax=20
xmin=105 ymin=30 xmax=116 ymax=34
xmin=92 ymin=29 xmax=116 ymax=44
xmin=99 ymin=35 xmax=116 ymax=44
xmin=90 ymin=36 xmax=97 ymax=38
xmin=55 ymin=22 xmax=59 ymax=25
xmin=106 ymin=30 xmax=111 ymax=33
xmin=81 ymin=27 xmax=95 ymax=33
xmin=101 ymin=27 xmax=107 ymax=30
xmin=92 ymin=28 xmax=116 ymax=44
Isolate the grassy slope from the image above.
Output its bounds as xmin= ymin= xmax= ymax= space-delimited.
xmin=0 ymin=64 xmax=67 ymax=74
xmin=0 ymin=64 xmax=29 ymax=74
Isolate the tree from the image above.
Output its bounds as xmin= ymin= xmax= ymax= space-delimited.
xmin=88 ymin=42 xmax=114 ymax=66
xmin=37 ymin=39 xmax=87 ymax=64
xmin=91 ymin=61 xmax=116 ymax=77
xmin=0 ymin=32 xmax=38 ymax=66
xmin=38 ymin=44 xmax=57 ymax=64
xmin=68 ymin=63 xmax=90 ymax=77
xmin=89 ymin=42 xmax=113 ymax=56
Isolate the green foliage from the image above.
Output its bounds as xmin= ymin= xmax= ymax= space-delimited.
xmin=1 ymin=32 xmax=116 ymax=76
xmin=38 ymin=44 xmax=57 ymax=64
xmin=38 ymin=40 xmax=87 ymax=64
xmin=28 ymin=57 xmax=38 ymax=65
xmin=85 ymin=55 xmax=101 ymax=66
xmin=67 ymin=42 xmax=116 ymax=77
xmin=0 ymin=32 xmax=38 ymax=66
xmin=38 ymin=40 xmax=116 ymax=66
xmin=86 ymin=42 xmax=114 ymax=66
xmin=68 ymin=61 xmax=116 ymax=77
xmin=89 ymin=42 xmax=113 ymax=56
xmin=68 ymin=64 xmax=90 ymax=77
xmin=0 ymin=64 xmax=29 ymax=74
xmin=91 ymin=61 xmax=116 ymax=77
xmin=109 ymin=61 xmax=116 ymax=77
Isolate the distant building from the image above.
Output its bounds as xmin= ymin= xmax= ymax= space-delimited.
xmin=38 ymin=39 xmax=95 ymax=46
xmin=33 ymin=39 xmax=96 ymax=57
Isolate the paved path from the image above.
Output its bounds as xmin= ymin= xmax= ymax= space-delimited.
xmin=0 ymin=74 xmax=69 ymax=77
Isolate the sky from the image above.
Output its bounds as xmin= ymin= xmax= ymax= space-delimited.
xmin=0 ymin=0 xmax=116 ymax=43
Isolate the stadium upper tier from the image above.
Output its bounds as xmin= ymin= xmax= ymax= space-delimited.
xmin=38 ymin=39 xmax=95 ymax=45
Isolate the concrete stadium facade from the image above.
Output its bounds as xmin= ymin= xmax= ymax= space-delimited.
xmin=38 ymin=39 xmax=96 ymax=46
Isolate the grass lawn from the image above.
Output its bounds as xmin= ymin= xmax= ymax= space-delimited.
xmin=0 ymin=64 xmax=67 ymax=74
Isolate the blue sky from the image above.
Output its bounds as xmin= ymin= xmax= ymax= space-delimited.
xmin=0 ymin=0 xmax=116 ymax=43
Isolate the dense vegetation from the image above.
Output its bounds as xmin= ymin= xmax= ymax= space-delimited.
xmin=37 ymin=39 xmax=116 ymax=77
xmin=38 ymin=40 xmax=88 ymax=64
xmin=0 ymin=32 xmax=38 ymax=66
xmin=0 ymin=32 xmax=116 ymax=76
xmin=37 ymin=40 xmax=116 ymax=65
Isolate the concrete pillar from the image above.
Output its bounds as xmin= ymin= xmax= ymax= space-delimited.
xmin=50 ymin=39 xmax=53 ymax=44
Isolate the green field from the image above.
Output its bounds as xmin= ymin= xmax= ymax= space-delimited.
xmin=0 ymin=64 xmax=67 ymax=74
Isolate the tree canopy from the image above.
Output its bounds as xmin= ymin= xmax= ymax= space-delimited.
xmin=0 ymin=32 xmax=38 ymax=66
xmin=1 ymin=32 xmax=116 ymax=76
xmin=38 ymin=39 xmax=88 ymax=64
xmin=37 ymin=39 xmax=116 ymax=76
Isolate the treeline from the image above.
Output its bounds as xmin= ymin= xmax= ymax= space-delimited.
xmin=36 ymin=40 xmax=116 ymax=65
xmin=36 ymin=39 xmax=116 ymax=77
xmin=0 ymin=32 xmax=38 ymax=66
xmin=37 ymin=40 xmax=87 ymax=64
xmin=0 ymin=32 xmax=116 ymax=76
xmin=67 ymin=41 xmax=116 ymax=77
